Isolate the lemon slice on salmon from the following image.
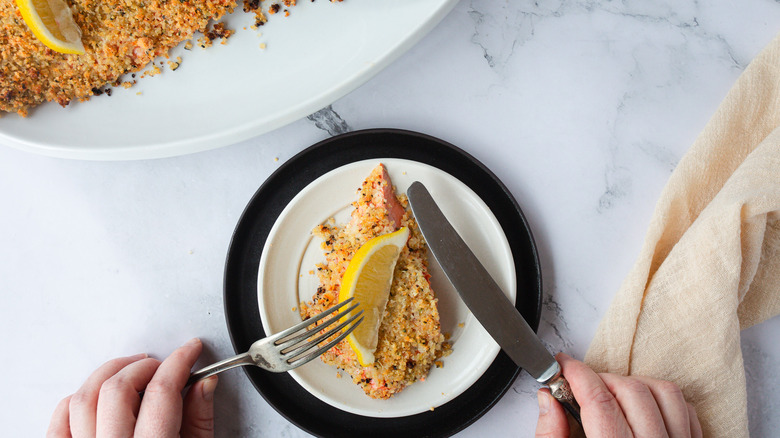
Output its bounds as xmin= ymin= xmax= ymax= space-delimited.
xmin=338 ymin=227 xmax=410 ymax=366
xmin=16 ymin=0 xmax=85 ymax=54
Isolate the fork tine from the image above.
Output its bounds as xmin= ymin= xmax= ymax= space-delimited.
xmin=276 ymin=302 xmax=361 ymax=351
xmin=286 ymin=315 xmax=365 ymax=369
xmin=270 ymin=297 xmax=355 ymax=343
xmin=281 ymin=309 xmax=364 ymax=356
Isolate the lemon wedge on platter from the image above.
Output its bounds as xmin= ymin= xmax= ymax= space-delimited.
xmin=338 ymin=227 xmax=410 ymax=366
xmin=16 ymin=0 xmax=85 ymax=54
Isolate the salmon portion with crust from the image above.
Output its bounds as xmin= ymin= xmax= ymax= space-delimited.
xmin=300 ymin=163 xmax=449 ymax=399
xmin=0 ymin=0 xmax=236 ymax=117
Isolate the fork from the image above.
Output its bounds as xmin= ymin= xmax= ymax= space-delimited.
xmin=186 ymin=298 xmax=363 ymax=386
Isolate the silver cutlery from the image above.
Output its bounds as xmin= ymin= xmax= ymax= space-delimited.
xmin=407 ymin=181 xmax=581 ymax=424
xmin=187 ymin=298 xmax=363 ymax=386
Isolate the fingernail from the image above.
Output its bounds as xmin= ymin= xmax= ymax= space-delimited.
xmin=184 ymin=337 xmax=201 ymax=347
xmin=128 ymin=353 xmax=148 ymax=360
xmin=202 ymin=376 xmax=218 ymax=402
xmin=537 ymin=390 xmax=550 ymax=415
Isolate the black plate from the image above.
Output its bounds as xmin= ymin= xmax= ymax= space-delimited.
xmin=223 ymin=129 xmax=542 ymax=438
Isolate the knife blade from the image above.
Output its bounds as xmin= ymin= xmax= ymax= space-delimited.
xmin=407 ymin=181 xmax=580 ymax=422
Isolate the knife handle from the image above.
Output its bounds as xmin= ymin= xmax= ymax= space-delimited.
xmin=548 ymin=374 xmax=582 ymax=425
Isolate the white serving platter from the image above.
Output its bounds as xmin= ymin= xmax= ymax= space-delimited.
xmin=0 ymin=0 xmax=458 ymax=160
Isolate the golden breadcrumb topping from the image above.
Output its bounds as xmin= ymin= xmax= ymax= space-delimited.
xmin=1 ymin=0 xmax=349 ymax=117
xmin=0 ymin=0 xmax=236 ymax=117
xmin=300 ymin=164 xmax=450 ymax=400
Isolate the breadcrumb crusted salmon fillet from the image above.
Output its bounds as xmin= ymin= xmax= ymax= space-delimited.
xmin=0 ymin=0 xmax=236 ymax=116
xmin=300 ymin=164 xmax=448 ymax=399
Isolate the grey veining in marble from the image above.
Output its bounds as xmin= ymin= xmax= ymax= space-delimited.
xmin=306 ymin=105 xmax=352 ymax=136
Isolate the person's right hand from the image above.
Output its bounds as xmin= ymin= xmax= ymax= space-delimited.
xmin=535 ymin=353 xmax=703 ymax=438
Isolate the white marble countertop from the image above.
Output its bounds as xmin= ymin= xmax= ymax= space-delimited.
xmin=2 ymin=0 xmax=779 ymax=436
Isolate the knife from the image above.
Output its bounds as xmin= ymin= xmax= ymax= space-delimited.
xmin=407 ymin=181 xmax=581 ymax=423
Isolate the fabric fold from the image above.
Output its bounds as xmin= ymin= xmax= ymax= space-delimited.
xmin=585 ymin=33 xmax=780 ymax=437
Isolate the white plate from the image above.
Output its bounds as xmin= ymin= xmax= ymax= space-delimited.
xmin=257 ymin=159 xmax=517 ymax=418
xmin=0 ymin=1 xmax=458 ymax=160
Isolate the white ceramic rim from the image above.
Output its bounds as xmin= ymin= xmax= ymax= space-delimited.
xmin=256 ymin=158 xmax=517 ymax=418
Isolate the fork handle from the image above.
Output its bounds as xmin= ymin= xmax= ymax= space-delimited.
xmin=186 ymin=352 xmax=255 ymax=387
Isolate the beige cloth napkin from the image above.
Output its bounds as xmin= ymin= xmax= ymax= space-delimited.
xmin=585 ymin=33 xmax=780 ymax=437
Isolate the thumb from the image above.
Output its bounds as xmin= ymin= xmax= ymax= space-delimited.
xmin=181 ymin=376 xmax=217 ymax=438
xmin=535 ymin=389 xmax=569 ymax=438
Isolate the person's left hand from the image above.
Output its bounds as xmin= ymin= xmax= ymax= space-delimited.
xmin=46 ymin=338 xmax=217 ymax=438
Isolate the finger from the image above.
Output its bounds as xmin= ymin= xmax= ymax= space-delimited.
xmin=135 ymin=338 xmax=203 ymax=437
xmin=96 ymin=358 xmax=162 ymax=437
xmin=69 ymin=353 xmax=148 ymax=438
xmin=46 ymin=396 xmax=73 ymax=438
xmin=556 ymin=353 xmax=632 ymax=437
xmin=632 ymin=376 xmax=691 ymax=438
xmin=181 ymin=376 xmax=218 ymax=438
xmin=687 ymin=403 xmax=703 ymax=438
xmin=600 ymin=374 xmax=668 ymax=438
xmin=534 ymin=388 xmax=569 ymax=438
